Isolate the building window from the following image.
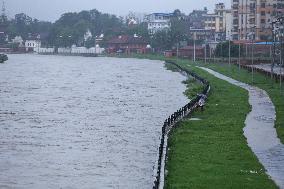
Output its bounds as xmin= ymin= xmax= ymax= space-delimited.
xmin=261 ymin=11 xmax=265 ymax=16
xmin=261 ymin=19 xmax=265 ymax=24
xmin=261 ymin=3 xmax=266 ymax=8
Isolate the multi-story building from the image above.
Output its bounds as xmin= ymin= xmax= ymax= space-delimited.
xmin=145 ymin=13 xmax=173 ymax=35
xmin=232 ymin=0 xmax=284 ymax=41
xmin=188 ymin=8 xmax=208 ymax=29
xmin=204 ymin=3 xmax=229 ymax=41
xmin=225 ymin=10 xmax=233 ymax=40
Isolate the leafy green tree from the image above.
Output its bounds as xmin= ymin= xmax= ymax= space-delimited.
xmin=152 ymin=30 xmax=172 ymax=51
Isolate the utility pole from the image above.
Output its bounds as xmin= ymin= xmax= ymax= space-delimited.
xmin=205 ymin=40 xmax=207 ymax=64
xmin=238 ymin=29 xmax=241 ymax=71
xmin=176 ymin=42 xmax=179 ymax=63
xmin=251 ymin=26 xmax=256 ymax=84
xmin=193 ymin=32 xmax=196 ymax=62
xmin=280 ymin=24 xmax=283 ymax=95
xmin=229 ymin=30 xmax=231 ymax=68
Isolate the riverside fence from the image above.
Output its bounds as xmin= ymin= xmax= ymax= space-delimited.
xmin=152 ymin=61 xmax=211 ymax=189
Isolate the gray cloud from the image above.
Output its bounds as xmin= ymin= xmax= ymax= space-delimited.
xmin=5 ymin=0 xmax=230 ymax=22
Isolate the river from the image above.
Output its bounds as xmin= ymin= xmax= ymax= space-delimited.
xmin=0 ymin=54 xmax=188 ymax=189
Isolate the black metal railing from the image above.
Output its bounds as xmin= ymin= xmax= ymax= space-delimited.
xmin=152 ymin=61 xmax=210 ymax=189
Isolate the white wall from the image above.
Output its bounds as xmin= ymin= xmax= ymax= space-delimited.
xmin=57 ymin=46 xmax=105 ymax=54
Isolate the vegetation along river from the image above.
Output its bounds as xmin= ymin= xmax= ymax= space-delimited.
xmin=0 ymin=54 xmax=188 ymax=189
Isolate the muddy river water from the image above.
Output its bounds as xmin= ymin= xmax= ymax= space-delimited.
xmin=0 ymin=55 xmax=188 ymax=189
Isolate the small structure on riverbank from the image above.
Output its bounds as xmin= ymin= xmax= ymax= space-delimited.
xmin=106 ymin=35 xmax=149 ymax=54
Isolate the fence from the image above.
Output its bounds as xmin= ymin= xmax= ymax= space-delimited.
xmin=152 ymin=61 xmax=211 ymax=189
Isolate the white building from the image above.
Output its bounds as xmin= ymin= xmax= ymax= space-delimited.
xmin=225 ymin=10 xmax=233 ymax=40
xmin=145 ymin=13 xmax=173 ymax=35
xmin=204 ymin=3 xmax=230 ymax=41
xmin=84 ymin=29 xmax=93 ymax=42
xmin=25 ymin=39 xmax=41 ymax=52
xmin=12 ymin=36 xmax=23 ymax=44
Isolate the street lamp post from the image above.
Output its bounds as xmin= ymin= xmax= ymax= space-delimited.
xmin=229 ymin=30 xmax=231 ymax=68
xmin=229 ymin=41 xmax=232 ymax=67
xmin=271 ymin=16 xmax=284 ymax=94
xmin=251 ymin=27 xmax=256 ymax=84
xmin=205 ymin=40 xmax=207 ymax=64
xmin=280 ymin=29 xmax=283 ymax=95
xmin=248 ymin=26 xmax=256 ymax=84
xmin=271 ymin=21 xmax=276 ymax=85
xmin=193 ymin=32 xmax=196 ymax=62
xmin=238 ymin=29 xmax=241 ymax=71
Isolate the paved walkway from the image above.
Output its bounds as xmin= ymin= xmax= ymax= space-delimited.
xmin=200 ymin=67 xmax=284 ymax=189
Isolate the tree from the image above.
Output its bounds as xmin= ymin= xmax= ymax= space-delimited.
xmin=152 ymin=30 xmax=172 ymax=51
xmin=49 ymin=9 xmax=124 ymax=47
xmin=215 ymin=41 xmax=244 ymax=57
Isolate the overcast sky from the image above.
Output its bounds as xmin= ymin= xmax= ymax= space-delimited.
xmin=6 ymin=0 xmax=231 ymax=22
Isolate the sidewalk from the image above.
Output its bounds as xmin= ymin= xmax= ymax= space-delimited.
xmin=200 ymin=67 xmax=284 ymax=189
xmin=249 ymin=64 xmax=284 ymax=76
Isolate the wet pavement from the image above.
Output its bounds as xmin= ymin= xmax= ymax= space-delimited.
xmin=200 ymin=67 xmax=284 ymax=189
xmin=0 ymin=54 xmax=188 ymax=189
xmin=249 ymin=64 xmax=284 ymax=76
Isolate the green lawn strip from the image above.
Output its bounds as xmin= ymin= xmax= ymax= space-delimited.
xmin=189 ymin=61 xmax=284 ymax=144
xmin=165 ymin=63 xmax=277 ymax=189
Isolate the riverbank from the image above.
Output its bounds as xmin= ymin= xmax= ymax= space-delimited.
xmin=199 ymin=67 xmax=284 ymax=188
xmin=113 ymin=53 xmax=284 ymax=143
xmin=197 ymin=62 xmax=284 ymax=144
xmin=164 ymin=61 xmax=277 ymax=188
xmin=110 ymin=54 xmax=282 ymax=188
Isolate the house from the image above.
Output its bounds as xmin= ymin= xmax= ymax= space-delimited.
xmin=231 ymin=0 xmax=284 ymax=40
xmin=144 ymin=13 xmax=173 ymax=35
xmin=25 ymin=34 xmax=41 ymax=52
xmin=178 ymin=46 xmax=205 ymax=58
xmin=107 ymin=35 xmax=149 ymax=54
xmin=188 ymin=28 xmax=215 ymax=41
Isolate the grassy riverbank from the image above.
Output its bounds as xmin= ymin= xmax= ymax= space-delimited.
xmin=108 ymin=54 xmax=280 ymax=188
xmin=193 ymin=62 xmax=284 ymax=144
xmin=165 ymin=61 xmax=277 ymax=188
xmin=114 ymin=53 xmax=283 ymax=143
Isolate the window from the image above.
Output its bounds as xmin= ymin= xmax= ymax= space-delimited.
xmin=261 ymin=11 xmax=265 ymax=16
xmin=261 ymin=3 xmax=266 ymax=8
xmin=261 ymin=19 xmax=265 ymax=24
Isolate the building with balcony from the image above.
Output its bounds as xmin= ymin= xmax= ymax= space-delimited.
xmin=145 ymin=13 xmax=173 ymax=35
xmin=231 ymin=0 xmax=284 ymax=41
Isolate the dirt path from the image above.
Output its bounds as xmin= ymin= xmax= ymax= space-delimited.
xmin=200 ymin=67 xmax=284 ymax=189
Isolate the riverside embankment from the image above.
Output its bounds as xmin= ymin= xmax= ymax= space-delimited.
xmin=200 ymin=67 xmax=284 ymax=188
xmin=164 ymin=61 xmax=277 ymax=189
xmin=107 ymin=53 xmax=282 ymax=188
xmin=152 ymin=61 xmax=210 ymax=189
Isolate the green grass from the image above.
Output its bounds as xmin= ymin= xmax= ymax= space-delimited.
xmin=105 ymin=53 xmax=280 ymax=188
xmin=164 ymin=62 xmax=204 ymax=100
xmin=111 ymin=53 xmax=284 ymax=143
xmin=165 ymin=62 xmax=277 ymax=189
xmin=190 ymin=61 xmax=284 ymax=144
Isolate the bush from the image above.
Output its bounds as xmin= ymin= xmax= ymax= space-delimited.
xmin=0 ymin=54 xmax=8 ymax=63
